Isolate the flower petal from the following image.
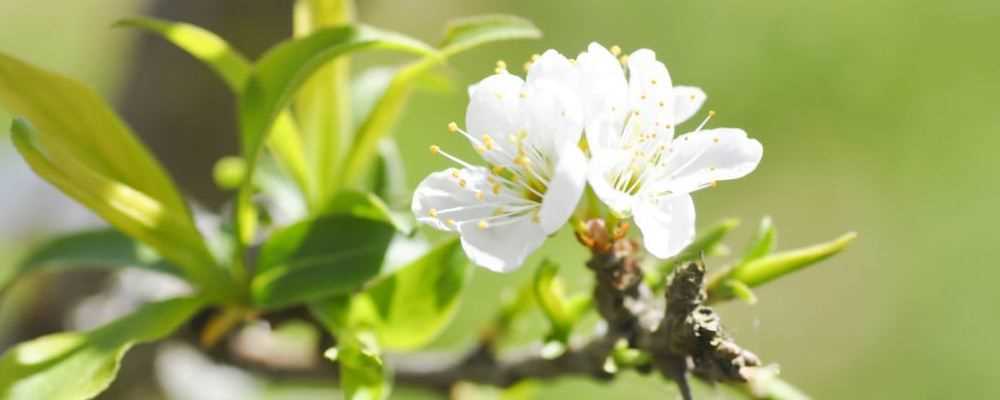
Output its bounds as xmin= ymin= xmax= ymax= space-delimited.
xmin=672 ymin=86 xmax=706 ymax=125
xmin=576 ymin=43 xmax=629 ymax=157
xmin=654 ymin=128 xmax=763 ymax=194
xmin=539 ymin=146 xmax=587 ymax=234
xmin=521 ymin=82 xmax=584 ymax=154
xmin=633 ymin=193 xmax=696 ymax=259
xmin=466 ymin=73 xmax=526 ymax=157
xmin=587 ymin=150 xmax=637 ymax=216
xmin=626 ymin=49 xmax=675 ymax=140
xmin=458 ymin=217 xmax=546 ymax=273
xmin=526 ymin=49 xmax=577 ymax=93
xmin=411 ymin=167 xmax=492 ymax=232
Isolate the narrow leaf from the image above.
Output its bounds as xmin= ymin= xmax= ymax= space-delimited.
xmin=533 ymin=259 xmax=574 ymax=342
xmin=121 ymin=17 xmax=313 ymax=209
xmin=2 ymin=228 xmax=183 ymax=292
xmin=728 ymin=232 xmax=857 ymax=287
xmin=440 ymin=15 xmax=542 ymax=56
xmin=235 ymin=25 xmax=433 ymax=242
xmin=0 ymin=296 xmax=205 ymax=400
xmin=337 ymin=15 xmax=541 ymax=189
xmin=331 ymin=332 xmax=390 ymax=400
xmin=741 ymin=216 xmax=777 ymax=263
xmin=293 ymin=0 xmax=356 ymax=209
xmin=659 ymin=219 xmax=740 ymax=275
xmin=0 ymin=51 xmax=192 ymax=225
xmin=11 ymin=122 xmax=230 ymax=296
xmin=708 ymin=232 xmax=857 ymax=303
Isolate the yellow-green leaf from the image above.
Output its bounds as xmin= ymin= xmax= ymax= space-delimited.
xmin=11 ymin=120 xmax=230 ymax=296
xmin=0 ymin=296 xmax=205 ymax=400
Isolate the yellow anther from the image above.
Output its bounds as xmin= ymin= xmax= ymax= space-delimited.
xmin=515 ymin=155 xmax=531 ymax=166
xmin=710 ymin=180 xmax=718 ymax=188
xmin=610 ymin=45 xmax=622 ymax=56
xmin=458 ymin=179 xmax=467 ymax=188
xmin=451 ymin=169 xmax=460 ymax=178
xmin=523 ymin=61 xmax=533 ymax=71
xmin=478 ymin=220 xmax=489 ymax=229
xmin=531 ymin=54 xmax=540 ymax=61
xmin=651 ymin=79 xmax=658 ymax=85
xmin=569 ymin=58 xmax=577 ymax=65
xmin=708 ymin=110 xmax=717 ymax=117
xmin=492 ymin=165 xmax=504 ymax=174
xmin=430 ymin=145 xmax=441 ymax=154
xmin=495 ymin=60 xmax=507 ymax=74
xmin=447 ymin=219 xmax=457 ymax=227
xmin=429 ymin=208 xmax=439 ymax=217
xmin=475 ymin=145 xmax=487 ymax=154
xmin=448 ymin=122 xmax=459 ymax=132
xmin=492 ymin=184 xmax=502 ymax=195
xmin=476 ymin=190 xmax=485 ymax=201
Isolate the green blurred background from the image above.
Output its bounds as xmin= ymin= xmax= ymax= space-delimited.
xmin=2 ymin=0 xmax=998 ymax=398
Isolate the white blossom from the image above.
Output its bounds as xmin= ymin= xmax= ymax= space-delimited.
xmin=576 ymin=43 xmax=763 ymax=258
xmin=411 ymin=52 xmax=588 ymax=272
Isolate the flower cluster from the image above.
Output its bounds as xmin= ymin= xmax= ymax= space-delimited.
xmin=412 ymin=43 xmax=763 ymax=272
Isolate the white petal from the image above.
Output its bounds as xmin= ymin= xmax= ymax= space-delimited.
xmin=466 ymin=73 xmax=525 ymax=158
xmin=539 ymin=146 xmax=587 ymax=234
xmin=411 ymin=167 xmax=492 ymax=232
xmin=672 ymin=86 xmax=706 ymax=125
xmin=526 ymin=49 xmax=577 ymax=91
xmin=654 ymin=128 xmax=763 ymax=194
xmin=633 ymin=193 xmax=696 ymax=259
xmin=458 ymin=217 xmax=546 ymax=273
xmin=521 ymin=82 xmax=584 ymax=154
xmin=626 ymin=49 xmax=675 ymax=140
xmin=587 ymin=150 xmax=637 ymax=216
xmin=576 ymin=43 xmax=628 ymax=156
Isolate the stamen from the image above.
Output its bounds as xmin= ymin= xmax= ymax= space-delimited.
xmin=619 ymin=54 xmax=629 ymax=65
xmin=610 ymin=45 xmax=622 ymax=56
xmin=695 ymin=110 xmax=716 ymax=132
xmin=448 ymin=122 xmax=459 ymax=132
xmin=432 ymin=145 xmax=475 ymax=169
xmin=478 ymin=220 xmax=489 ymax=229
xmin=495 ymin=60 xmax=507 ymax=74
xmin=429 ymin=208 xmax=438 ymax=217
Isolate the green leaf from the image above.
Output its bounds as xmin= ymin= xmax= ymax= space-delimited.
xmin=533 ymin=259 xmax=590 ymax=343
xmin=120 ymin=17 xmax=313 ymax=211
xmin=658 ymin=218 xmax=740 ymax=275
xmin=235 ymin=25 xmax=433 ymax=242
xmin=2 ymin=228 xmax=184 ymax=292
xmin=293 ymin=0 xmax=356 ymax=211
xmin=0 ymin=54 xmax=225 ymax=292
xmin=251 ymin=212 xmax=395 ymax=309
xmin=116 ymin=18 xmax=249 ymax=89
xmin=741 ymin=216 xmax=777 ymax=263
xmin=336 ymin=14 xmax=542 ymax=190
xmin=0 ymin=52 xmax=192 ymax=227
xmin=333 ymin=238 xmax=469 ymax=350
xmin=0 ymin=296 xmax=204 ymax=400
xmin=440 ymin=15 xmax=543 ymax=56
xmin=10 ymin=121 xmax=231 ymax=297
xmin=327 ymin=331 xmax=390 ymax=400
xmin=708 ymin=232 xmax=858 ymax=303
xmin=323 ymin=190 xmax=411 ymax=234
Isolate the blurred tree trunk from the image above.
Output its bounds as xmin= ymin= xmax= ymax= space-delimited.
xmin=110 ymin=2 xmax=290 ymax=398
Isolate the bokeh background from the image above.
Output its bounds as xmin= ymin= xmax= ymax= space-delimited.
xmin=2 ymin=0 xmax=998 ymax=398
